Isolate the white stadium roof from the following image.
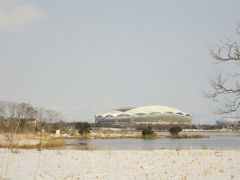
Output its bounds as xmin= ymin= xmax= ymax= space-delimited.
xmin=216 ymin=117 xmax=240 ymax=125
xmin=96 ymin=105 xmax=190 ymax=118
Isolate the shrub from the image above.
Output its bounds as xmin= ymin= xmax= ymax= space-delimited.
xmin=169 ymin=126 xmax=182 ymax=135
xmin=142 ymin=126 xmax=155 ymax=137
xmin=75 ymin=122 xmax=92 ymax=135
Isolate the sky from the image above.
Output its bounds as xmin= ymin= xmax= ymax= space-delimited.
xmin=0 ymin=0 xmax=240 ymax=124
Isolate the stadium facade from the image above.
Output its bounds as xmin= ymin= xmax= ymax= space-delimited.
xmin=95 ymin=106 xmax=192 ymax=126
xmin=216 ymin=117 xmax=240 ymax=127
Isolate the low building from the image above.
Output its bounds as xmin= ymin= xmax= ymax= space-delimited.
xmin=95 ymin=105 xmax=192 ymax=126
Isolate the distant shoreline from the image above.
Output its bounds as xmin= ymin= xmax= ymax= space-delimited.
xmin=182 ymin=129 xmax=240 ymax=132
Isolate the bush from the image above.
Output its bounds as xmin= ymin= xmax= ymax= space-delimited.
xmin=75 ymin=122 xmax=92 ymax=135
xmin=169 ymin=126 xmax=182 ymax=135
xmin=142 ymin=126 xmax=155 ymax=137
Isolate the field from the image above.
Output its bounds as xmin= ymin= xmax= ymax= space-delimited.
xmin=0 ymin=149 xmax=239 ymax=180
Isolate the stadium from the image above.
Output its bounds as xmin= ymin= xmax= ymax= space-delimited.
xmin=216 ymin=117 xmax=240 ymax=127
xmin=95 ymin=105 xmax=192 ymax=126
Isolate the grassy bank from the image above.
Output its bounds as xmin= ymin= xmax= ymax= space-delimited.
xmin=167 ymin=134 xmax=210 ymax=138
xmin=0 ymin=131 xmax=212 ymax=150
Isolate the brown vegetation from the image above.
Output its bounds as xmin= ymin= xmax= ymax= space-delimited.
xmin=167 ymin=134 xmax=210 ymax=138
xmin=0 ymin=140 xmax=65 ymax=150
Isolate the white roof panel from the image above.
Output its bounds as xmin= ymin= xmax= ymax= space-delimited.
xmin=98 ymin=105 xmax=190 ymax=117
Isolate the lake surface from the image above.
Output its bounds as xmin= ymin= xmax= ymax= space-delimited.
xmin=65 ymin=132 xmax=240 ymax=150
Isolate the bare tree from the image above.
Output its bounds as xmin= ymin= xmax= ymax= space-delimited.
xmin=206 ymin=24 xmax=240 ymax=114
xmin=0 ymin=100 xmax=65 ymax=153
xmin=14 ymin=103 xmax=37 ymax=134
xmin=45 ymin=110 xmax=63 ymax=133
xmin=0 ymin=101 xmax=7 ymax=118
xmin=0 ymin=100 xmax=64 ymax=132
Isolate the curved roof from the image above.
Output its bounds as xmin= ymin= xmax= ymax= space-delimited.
xmin=100 ymin=110 xmax=123 ymax=117
xmin=96 ymin=105 xmax=190 ymax=118
xmin=111 ymin=107 xmax=135 ymax=112
xmin=216 ymin=117 xmax=240 ymax=125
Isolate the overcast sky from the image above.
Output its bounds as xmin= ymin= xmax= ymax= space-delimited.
xmin=0 ymin=0 xmax=240 ymax=124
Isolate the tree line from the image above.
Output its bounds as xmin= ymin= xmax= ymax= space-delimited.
xmin=0 ymin=100 xmax=63 ymax=133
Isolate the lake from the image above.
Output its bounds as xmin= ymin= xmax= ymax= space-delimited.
xmin=65 ymin=132 xmax=240 ymax=150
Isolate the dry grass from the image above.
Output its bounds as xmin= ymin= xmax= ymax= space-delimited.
xmin=0 ymin=144 xmax=36 ymax=149
xmin=92 ymin=133 xmax=162 ymax=139
xmin=167 ymin=134 xmax=210 ymax=139
xmin=0 ymin=135 xmax=66 ymax=150
xmin=72 ymin=145 xmax=96 ymax=150
xmin=92 ymin=134 xmax=142 ymax=139
xmin=1 ymin=131 xmax=165 ymax=147
xmin=91 ymin=129 xmax=162 ymax=139
xmin=141 ymin=134 xmax=162 ymax=139
xmin=175 ymin=146 xmax=181 ymax=151
xmin=1 ymin=131 xmax=211 ymax=151
xmin=201 ymin=144 xmax=209 ymax=150
xmin=40 ymin=138 xmax=66 ymax=149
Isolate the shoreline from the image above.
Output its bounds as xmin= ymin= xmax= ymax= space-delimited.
xmin=0 ymin=130 xmax=238 ymax=150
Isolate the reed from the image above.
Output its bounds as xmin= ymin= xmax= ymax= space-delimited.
xmin=92 ymin=133 xmax=163 ymax=139
xmin=92 ymin=134 xmax=143 ymax=139
xmin=201 ymin=144 xmax=209 ymax=150
xmin=0 ymin=137 xmax=66 ymax=150
xmin=167 ymin=134 xmax=210 ymax=138
xmin=175 ymin=146 xmax=181 ymax=151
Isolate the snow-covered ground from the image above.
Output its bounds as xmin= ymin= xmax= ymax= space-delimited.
xmin=0 ymin=149 xmax=239 ymax=180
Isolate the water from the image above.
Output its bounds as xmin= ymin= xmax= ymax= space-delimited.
xmin=65 ymin=132 xmax=240 ymax=150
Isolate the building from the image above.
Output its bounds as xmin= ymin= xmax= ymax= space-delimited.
xmin=95 ymin=105 xmax=192 ymax=126
xmin=216 ymin=117 xmax=240 ymax=127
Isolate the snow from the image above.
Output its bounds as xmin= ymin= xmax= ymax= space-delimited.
xmin=0 ymin=149 xmax=239 ymax=180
